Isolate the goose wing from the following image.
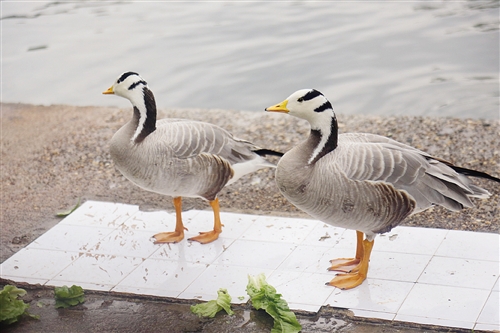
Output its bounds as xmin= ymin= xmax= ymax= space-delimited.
xmin=332 ymin=133 xmax=483 ymax=212
xmin=155 ymin=119 xmax=264 ymax=164
xmin=152 ymin=119 xmax=277 ymax=187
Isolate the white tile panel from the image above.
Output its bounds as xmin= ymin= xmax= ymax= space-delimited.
xmin=325 ymin=278 xmax=415 ymax=314
xmin=418 ymin=256 xmax=499 ymax=290
xmin=267 ymin=270 xmax=335 ymax=307
xmin=212 ymin=239 xmax=295 ymax=269
xmin=0 ymin=248 xmax=79 ymax=280
xmin=398 ymin=283 xmax=490 ymax=324
xmin=477 ymin=291 xmax=499 ymax=326
xmin=115 ymin=258 xmax=208 ymax=296
xmin=1 ymin=200 xmax=498 ymax=332
xmin=435 ymin=230 xmax=499 ymax=261
xmin=240 ymin=215 xmax=317 ymax=244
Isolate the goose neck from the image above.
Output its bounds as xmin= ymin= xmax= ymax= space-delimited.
xmin=306 ymin=115 xmax=338 ymax=165
xmin=131 ymin=87 xmax=157 ymax=143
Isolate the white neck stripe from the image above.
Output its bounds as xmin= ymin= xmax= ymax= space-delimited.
xmin=131 ymin=96 xmax=147 ymax=143
xmin=308 ymin=126 xmax=330 ymax=164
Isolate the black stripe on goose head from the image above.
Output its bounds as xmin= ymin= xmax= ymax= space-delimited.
xmin=299 ymin=89 xmax=323 ymax=102
xmin=128 ymin=80 xmax=147 ymax=90
xmin=117 ymin=71 xmax=139 ymax=83
xmin=314 ymin=101 xmax=333 ymax=113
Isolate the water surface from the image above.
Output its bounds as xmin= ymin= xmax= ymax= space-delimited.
xmin=2 ymin=1 xmax=499 ymax=118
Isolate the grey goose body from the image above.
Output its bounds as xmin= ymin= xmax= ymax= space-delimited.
xmin=266 ymin=89 xmax=500 ymax=289
xmin=103 ymin=72 xmax=282 ymax=244
xmin=110 ymin=118 xmax=267 ymax=201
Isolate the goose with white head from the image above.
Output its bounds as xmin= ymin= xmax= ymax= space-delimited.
xmin=103 ymin=72 xmax=282 ymax=244
xmin=266 ymin=89 xmax=500 ymax=290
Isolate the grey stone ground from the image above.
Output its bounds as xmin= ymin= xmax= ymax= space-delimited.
xmin=1 ymin=103 xmax=498 ymax=332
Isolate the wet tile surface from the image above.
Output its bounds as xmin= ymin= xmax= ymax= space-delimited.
xmin=1 ymin=200 xmax=498 ymax=331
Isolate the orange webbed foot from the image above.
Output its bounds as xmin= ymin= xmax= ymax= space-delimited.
xmin=188 ymin=229 xmax=221 ymax=244
xmin=187 ymin=198 xmax=223 ymax=244
xmin=153 ymin=229 xmax=186 ymax=244
xmin=326 ymin=237 xmax=375 ymax=290
xmin=153 ymin=196 xmax=188 ymax=244
xmin=328 ymin=258 xmax=361 ymax=273
xmin=326 ymin=271 xmax=366 ymax=290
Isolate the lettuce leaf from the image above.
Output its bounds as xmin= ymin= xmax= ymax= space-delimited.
xmin=246 ymin=274 xmax=301 ymax=333
xmin=191 ymin=288 xmax=234 ymax=318
xmin=56 ymin=198 xmax=81 ymax=217
xmin=0 ymin=285 xmax=39 ymax=324
xmin=54 ymin=285 xmax=85 ymax=308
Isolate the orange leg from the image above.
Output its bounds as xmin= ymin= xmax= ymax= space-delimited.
xmin=153 ymin=197 xmax=187 ymax=244
xmin=188 ymin=197 xmax=223 ymax=244
xmin=328 ymin=230 xmax=364 ymax=272
xmin=327 ymin=236 xmax=375 ymax=290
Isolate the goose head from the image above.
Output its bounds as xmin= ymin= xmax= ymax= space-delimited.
xmin=103 ymin=72 xmax=157 ymax=143
xmin=266 ymin=89 xmax=336 ymax=133
xmin=103 ymin=71 xmax=150 ymax=108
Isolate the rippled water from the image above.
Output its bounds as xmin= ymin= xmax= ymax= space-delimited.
xmin=2 ymin=1 xmax=499 ymax=119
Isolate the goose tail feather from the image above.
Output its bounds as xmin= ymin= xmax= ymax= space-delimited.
xmin=252 ymin=148 xmax=284 ymax=157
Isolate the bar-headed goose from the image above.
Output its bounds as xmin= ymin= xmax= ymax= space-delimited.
xmin=103 ymin=72 xmax=282 ymax=244
xmin=266 ymin=89 xmax=500 ymax=290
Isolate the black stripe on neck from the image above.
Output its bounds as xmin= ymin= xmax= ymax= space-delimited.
xmin=134 ymin=87 xmax=157 ymax=143
xmin=301 ymin=89 xmax=322 ymax=101
xmin=117 ymin=71 xmax=139 ymax=83
xmin=309 ymin=115 xmax=338 ymax=164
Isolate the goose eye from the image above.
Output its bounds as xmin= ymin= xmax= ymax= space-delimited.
xmin=297 ymin=97 xmax=304 ymax=103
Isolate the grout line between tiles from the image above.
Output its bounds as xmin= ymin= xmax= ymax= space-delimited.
xmin=46 ymin=251 xmax=86 ymax=283
xmin=392 ymin=281 xmax=416 ymax=319
xmin=111 ymin=257 xmax=148 ymax=292
xmin=363 ymin=228 xmax=449 ymax=321
xmin=175 ymin=264 xmax=219 ymax=298
xmin=474 ymin=288 xmax=495 ymax=325
xmin=410 ymin=280 xmax=497 ymax=292
xmin=412 ymin=229 xmax=449 ymax=285
xmin=431 ymin=254 xmax=500 ymax=263
xmin=228 ymin=215 xmax=259 ymax=240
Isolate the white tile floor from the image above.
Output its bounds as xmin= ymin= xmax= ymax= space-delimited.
xmin=1 ymin=200 xmax=498 ymax=331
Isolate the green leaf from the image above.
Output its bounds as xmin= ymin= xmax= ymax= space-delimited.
xmin=56 ymin=198 xmax=81 ymax=217
xmin=54 ymin=285 xmax=85 ymax=308
xmin=190 ymin=288 xmax=234 ymax=318
xmin=0 ymin=285 xmax=38 ymax=325
xmin=246 ymin=274 xmax=302 ymax=333
xmin=191 ymin=299 xmax=220 ymax=318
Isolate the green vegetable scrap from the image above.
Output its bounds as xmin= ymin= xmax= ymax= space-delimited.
xmin=0 ymin=285 xmax=39 ymax=325
xmin=54 ymin=285 xmax=85 ymax=308
xmin=56 ymin=198 xmax=81 ymax=217
xmin=190 ymin=288 xmax=234 ymax=318
xmin=246 ymin=274 xmax=302 ymax=333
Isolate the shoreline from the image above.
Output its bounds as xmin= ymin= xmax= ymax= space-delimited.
xmin=1 ymin=103 xmax=499 ymax=263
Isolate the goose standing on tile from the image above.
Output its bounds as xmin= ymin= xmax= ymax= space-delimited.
xmin=266 ymin=89 xmax=500 ymax=290
xmin=103 ymin=72 xmax=282 ymax=244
